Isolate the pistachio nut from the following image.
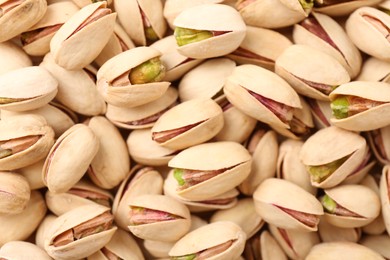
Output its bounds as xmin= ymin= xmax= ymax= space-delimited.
xmin=18 ymin=159 xmax=46 ymax=190
xmin=0 ymin=241 xmax=52 ymax=260
xmin=307 ymin=98 xmax=332 ymax=129
xmin=0 ymin=191 xmax=46 ymax=246
xmin=329 ymin=81 xmax=390 ymax=131
xmin=168 ymin=141 xmax=252 ymax=201
xmin=173 ymin=4 xmax=246 ymax=59
xmin=360 ymin=234 xmax=390 ymax=259
xmin=313 ymin=0 xmax=382 ymax=17
xmin=0 ymin=114 xmax=55 ymax=171
xmin=293 ymin=12 xmax=362 ymax=78
xmin=50 ymin=2 xmax=116 ymax=70
xmin=97 ymin=47 xmax=170 ymax=108
xmin=127 ymin=194 xmax=191 ymax=242
xmin=43 ymin=124 xmax=99 ymax=194
xmin=379 ymin=165 xmax=390 ymax=236
xmin=318 ymin=216 xmax=361 ymax=243
xmin=357 ymin=57 xmax=390 ymax=83
xmin=21 ymin=1 xmax=79 ymax=56
xmin=71 ymin=0 xmax=111 ymax=8
xmin=35 ymin=214 xmax=57 ymax=249
xmin=0 ymin=41 xmax=31 ymax=76
xmin=243 ymin=230 xmax=288 ymax=260
xmin=0 ymin=171 xmax=30 ymax=215
xmin=368 ymin=125 xmax=390 ymax=165
xmin=228 ymin=25 xmax=293 ymax=70
xmin=169 ymin=221 xmax=246 ymax=260
xmin=85 ymin=116 xmax=130 ymax=189
xmin=151 ymin=98 xmax=224 ymax=150
xmin=0 ymin=0 xmax=47 ymax=42
xmin=115 ymin=0 xmax=166 ymax=46
xmin=346 ymin=7 xmax=390 ymax=61
xmin=0 ymin=66 xmax=58 ymax=112
xmin=44 ymin=204 xmax=117 ymax=260
xmin=300 ymin=126 xmax=367 ymax=188
xmin=340 ymin=146 xmax=375 ymax=185
xmin=144 ymin=239 xmax=175 ymax=259
xmin=106 ymin=87 xmax=178 ymax=130
xmin=224 ymin=64 xmax=301 ymax=129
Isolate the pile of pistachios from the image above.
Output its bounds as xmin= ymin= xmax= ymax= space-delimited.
xmin=1 ymin=0 xmax=390 ymax=259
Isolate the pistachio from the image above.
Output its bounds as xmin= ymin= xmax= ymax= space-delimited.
xmin=307 ymin=98 xmax=332 ymax=129
xmin=0 ymin=171 xmax=30 ymax=214
xmin=35 ymin=214 xmax=57 ymax=249
xmin=307 ymin=155 xmax=349 ymax=183
xmin=0 ymin=241 xmax=52 ymax=260
xmin=318 ymin=216 xmax=361 ymax=243
xmin=360 ymin=235 xmax=390 ymax=259
xmin=0 ymin=41 xmax=31 ymax=76
xmin=368 ymin=125 xmax=390 ymax=165
xmin=331 ymin=95 xmax=386 ymax=119
xmin=357 ymin=57 xmax=390 ymax=83
xmin=313 ymin=0 xmax=382 ymax=16
xmin=243 ymin=230 xmax=288 ymax=260
xmin=379 ymin=165 xmax=390 ymax=237
xmin=18 ymin=159 xmax=46 ymax=190
xmin=175 ymin=27 xmax=213 ymax=46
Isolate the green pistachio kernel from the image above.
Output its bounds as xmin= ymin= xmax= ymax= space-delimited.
xmin=307 ymin=156 xmax=348 ymax=183
xmin=145 ymin=27 xmax=159 ymax=42
xmin=172 ymin=254 xmax=197 ymax=260
xmin=0 ymin=148 xmax=12 ymax=159
xmin=174 ymin=168 xmax=185 ymax=186
xmin=321 ymin=194 xmax=337 ymax=213
xmin=174 ymin=27 xmax=213 ymax=47
xmin=0 ymin=97 xmax=27 ymax=104
xmin=129 ymin=58 xmax=165 ymax=85
xmin=299 ymin=0 xmax=314 ymax=10
xmin=331 ymin=96 xmax=349 ymax=119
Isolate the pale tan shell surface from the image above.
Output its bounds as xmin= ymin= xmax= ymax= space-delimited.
xmin=17 ymin=159 xmax=46 ymax=190
xmin=380 ymin=165 xmax=390 ymax=236
xmin=313 ymin=0 xmax=382 ymax=17
xmin=360 ymin=235 xmax=390 ymax=259
xmin=0 ymin=172 xmax=30 ymax=215
xmin=368 ymin=125 xmax=390 ymax=165
xmin=0 ymin=241 xmax=52 ymax=260
xmin=260 ymin=231 xmax=288 ymax=260
xmin=0 ymin=41 xmax=32 ymax=76
xmin=357 ymin=57 xmax=390 ymax=83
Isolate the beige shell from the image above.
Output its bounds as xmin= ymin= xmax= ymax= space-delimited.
xmin=0 ymin=41 xmax=31 ymax=76
xmin=18 ymin=159 xmax=46 ymax=190
xmin=308 ymin=99 xmax=332 ymax=129
xmin=340 ymin=146 xmax=375 ymax=185
xmin=357 ymin=57 xmax=390 ymax=83
xmin=0 ymin=171 xmax=30 ymax=215
xmin=97 ymin=47 xmax=170 ymax=108
xmin=115 ymin=0 xmax=166 ymax=46
xmin=224 ymin=64 xmax=301 ymax=129
xmin=151 ymin=98 xmax=224 ymax=150
xmin=368 ymin=125 xmax=390 ymax=165
xmin=0 ymin=114 xmax=55 ymax=171
xmin=0 ymin=0 xmax=47 ymax=42
xmin=106 ymin=87 xmax=178 ymax=130
xmin=300 ymin=126 xmax=367 ymax=188
xmin=127 ymin=194 xmax=191 ymax=242
xmin=380 ymin=165 xmax=390 ymax=237
xmin=44 ymin=204 xmax=117 ymax=260
xmin=0 ymin=241 xmax=52 ymax=260
xmin=0 ymin=66 xmax=58 ymax=112
xmin=360 ymin=235 xmax=390 ymax=259
xmin=313 ymin=0 xmax=382 ymax=17
xmin=43 ymin=124 xmax=99 ymax=194
xmin=318 ymin=216 xmax=361 ymax=243
xmin=35 ymin=214 xmax=57 ymax=249
xmin=168 ymin=141 xmax=252 ymax=201
xmin=169 ymin=221 xmax=246 ymax=260
xmin=346 ymin=7 xmax=390 ymax=61
xmin=144 ymin=239 xmax=175 ymax=259
xmin=50 ymin=2 xmax=116 ymax=70
xmin=173 ymin=4 xmax=246 ymax=59
xmin=293 ymin=12 xmax=362 ymax=78
xmin=329 ymin=81 xmax=390 ymax=131
xmin=257 ymin=231 xmax=288 ymax=260
xmin=72 ymin=0 xmax=112 ymax=8
xmin=86 ymin=116 xmax=130 ymax=189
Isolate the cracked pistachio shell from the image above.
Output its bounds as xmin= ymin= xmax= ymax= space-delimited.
xmin=40 ymin=53 xmax=106 ymax=116
xmin=44 ymin=204 xmax=117 ymax=260
xmin=0 ymin=41 xmax=31 ymax=76
xmin=86 ymin=116 xmax=130 ymax=189
xmin=357 ymin=57 xmax=390 ymax=83
xmin=224 ymin=64 xmax=301 ymax=129
xmin=300 ymin=126 xmax=367 ymax=188
xmin=22 ymin=1 xmax=79 ymax=56
xmin=18 ymin=159 xmax=45 ymax=190
xmin=380 ymin=165 xmax=390 ymax=236
xmin=293 ymin=12 xmax=362 ymax=78
xmin=127 ymin=129 xmax=176 ymax=166
xmin=43 ymin=124 xmax=99 ymax=194
xmin=173 ymin=4 xmax=246 ymax=59
xmin=306 ymin=242 xmax=385 ymax=260
xmin=179 ymin=58 xmax=236 ymax=102
xmin=144 ymin=239 xmax=175 ymax=259
xmin=269 ymin=224 xmax=320 ymax=260
xmin=115 ymin=0 xmax=166 ymax=46
xmin=346 ymin=7 xmax=390 ymax=61
xmin=106 ymin=87 xmax=178 ymax=130
xmin=239 ymin=129 xmax=278 ymax=195
xmin=0 ymin=66 xmax=58 ymax=112
xmin=360 ymin=235 xmax=390 ymax=259
xmin=35 ymin=214 xmax=57 ymax=249
xmin=168 ymin=141 xmax=252 ymax=201
xmin=0 ymin=114 xmax=55 ymax=171
xmin=127 ymin=194 xmax=191 ymax=242
xmin=151 ymin=35 xmax=203 ymax=82
xmin=228 ymin=25 xmax=292 ymax=70
xmin=50 ymin=2 xmax=116 ymax=70
xmin=313 ymin=0 xmax=382 ymax=17
xmin=257 ymin=231 xmax=288 ymax=260
xmin=368 ymin=125 xmax=390 ymax=165
xmin=71 ymin=0 xmax=111 ymax=8
xmin=0 ymin=171 xmax=30 ymax=214
xmin=323 ymin=184 xmax=381 ymax=228
xmin=0 ymin=241 xmax=52 ymax=260
xmin=318 ymin=216 xmax=361 ymax=243
xmin=151 ymin=98 xmax=224 ymax=150
xmin=275 ymin=44 xmax=350 ymax=101
xmin=253 ymin=178 xmax=324 ymax=231
xmin=113 ymin=165 xmax=163 ymax=230
xmin=329 ymin=81 xmax=390 ymax=131
xmin=169 ymin=221 xmax=246 ymax=260
xmin=97 ymin=47 xmax=170 ymax=108
xmin=0 ymin=191 xmax=46 ymax=246
xmin=340 ymin=146 xmax=375 ymax=185
xmin=0 ymin=0 xmax=47 ymax=42
xmin=308 ymin=98 xmax=332 ymax=129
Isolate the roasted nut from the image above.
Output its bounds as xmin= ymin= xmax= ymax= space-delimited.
xmin=368 ymin=125 xmax=390 ymax=165
xmin=357 ymin=57 xmax=390 ymax=83
xmin=243 ymin=230 xmax=288 ymax=260
xmin=360 ymin=234 xmax=390 ymax=259
xmin=0 ymin=171 xmax=30 ymax=215
xmin=0 ymin=41 xmax=31 ymax=76
xmin=35 ymin=214 xmax=57 ymax=249
xmin=307 ymin=98 xmax=332 ymax=129
xmin=318 ymin=217 xmax=361 ymax=243
xmin=0 ymin=241 xmax=52 ymax=260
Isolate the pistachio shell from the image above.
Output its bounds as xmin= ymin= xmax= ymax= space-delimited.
xmin=357 ymin=57 xmax=390 ymax=83
xmin=35 ymin=214 xmax=57 ymax=249
xmin=144 ymin=239 xmax=175 ymax=259
xmin=0 ymin=41 xmax=31 ymax=76
xmin=340 ymin=146 xmax=375 ymax=185
xmin=368 ymin=125 xmax=390 ymax=165
xmin=360 ymin=235 xmax=390 ymax=259
xmin=313 ymin=0 xmax=382 ymax=17
xmin=0 ymin=241 xmax=52 ymax=260
xmin=18 ymin=159 xmax=45 ymax=190
xmin=379 ymin=165 xmax=390 ymax=236
xmin=307 ymin=98 xmax=332 ymax=129
xmin=258 ymin=231 xmax=288 ymax=260
xmin=318 ymin=217 xmax=361 ymax=243
xmin=0 ymin=171 xmax=30 ymax=214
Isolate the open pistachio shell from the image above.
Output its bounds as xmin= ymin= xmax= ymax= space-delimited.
xmin=300 ymin=126 xmax=367 ymax=188
xmin=144 ymin=239 xmax=175 ymax=259
xmin=151 ymin=98 xmax=224 ymax=150
xmin=173 ymin=4 xmax=246 ymax=59
xmin=253 ymin=178 xmax=323 ymax=231
xmin=341 ymin=146 xmax=375 ymax=185
xmin=0 ymin=41 xmax=31 ymax=76
xmin=0 ymin=66 xmax=58 ymax=112
xmin=307 ymin=98 xmax=332 ymax=129
xmin=329 ymin=81 xmax=390 ymax=131
xmin=44 ymin=204 xmax=117 ymax=260
xmin=18 ymin=159 xmax=45 ymax=190
xmin=0 ymin=0 xmax=47 ymax=42
xmin=43 ymin=124 xmax=99 ymax=194
xmin=357 ymin=57 xmax=390 ymax=83
xmin=97 ymin=47 xmax=170 ymax=108
xmin=224 ymin=64 xmax=301 ymax=129
xmin=244 ymin=230 xmax=288 ymax=260
xmin=0 ymin=171 xmax=30 ymax=215
xmin=169 ymin=221 xmax=246 ymax=260
xmin=380 ymin=165 xmax=390 ymax=236
xmin=368 ymin=125 xmax=390 ymax=165
xmin=35 ymin=214 xmax=57 ymax=249
xmin=50 ymin=2 xmax=116 ymax=70
xmin=0 ymin=114 xmax=55 ymax=171
xmin=346 ymin=7 xmax=390 ymax=61
xmin=168 ymin=141 xmax=252 ymax=201
xmin=360 ymin=235 xmax=390 ymax=259
xmin=318 ymin=216 xmax=361 ymax=243
xmin=0 ymin=241 xmax=52 ymax=260
xmin=313 ymin=0 xmax=382 ymax=17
